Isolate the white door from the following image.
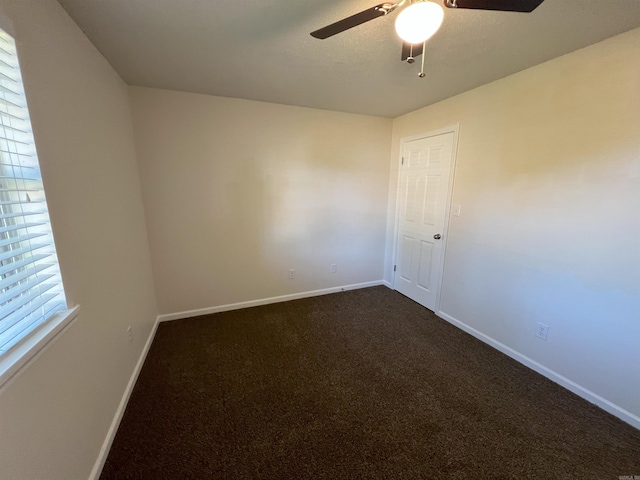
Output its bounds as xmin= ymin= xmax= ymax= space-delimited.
xmin=394 ymin=132 xmax=455 ymax=311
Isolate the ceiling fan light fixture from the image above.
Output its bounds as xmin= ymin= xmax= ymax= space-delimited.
xmin=394 ymin=1 xmax=444 ymax=44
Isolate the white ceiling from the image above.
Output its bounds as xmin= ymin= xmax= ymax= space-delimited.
xmin=56 ymin=0 xmax=640 ymax=118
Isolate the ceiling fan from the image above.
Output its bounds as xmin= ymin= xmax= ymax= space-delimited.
xmin=311 ymin=0 xmax=545 ymax=77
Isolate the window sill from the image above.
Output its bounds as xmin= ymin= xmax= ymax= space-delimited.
xmin=0 ymin=305 xmax=81 ymax=390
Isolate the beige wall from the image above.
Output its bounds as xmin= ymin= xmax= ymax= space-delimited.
xmin=386 ymin=29 xmax=640 ymax=423
xmin=130 ymin=87 xmax=392 ymax=315
xmin=0 ymin=1 xmax=158 ymax=478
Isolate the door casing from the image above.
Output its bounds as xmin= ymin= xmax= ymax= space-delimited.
xmin=391 ymin=124 xmax=460 ymax=313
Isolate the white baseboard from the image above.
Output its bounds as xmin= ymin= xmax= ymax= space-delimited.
xmin=158 ymin=280 xmax=386 ymax=322
xmin=89 ymin=315 xmax=160 ymax=480
xmin=437 ymin=310 xmax=640 ymax=431
xmin=382 ymin=280 xmax=392 ymax=288
xmin=90 ymin=288 xmax=639 ymax=480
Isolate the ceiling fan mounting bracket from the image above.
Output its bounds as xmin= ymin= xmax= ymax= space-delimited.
xmin=376 ymin=1 xmax=407 ymax=16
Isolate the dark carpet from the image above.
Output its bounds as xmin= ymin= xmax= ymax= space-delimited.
xmin=101 ymin=286 xmax=640 ymax=479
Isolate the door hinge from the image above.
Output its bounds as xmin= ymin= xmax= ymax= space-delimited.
xmin=401 ymin=157 xmax=404 ymax=165
xmin=394 ymin=265 xmax=397 ymax=272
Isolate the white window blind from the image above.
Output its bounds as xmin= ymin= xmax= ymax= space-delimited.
xmin=0 ymin=30 xmax=67 ymax=358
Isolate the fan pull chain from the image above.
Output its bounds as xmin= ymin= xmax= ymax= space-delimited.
xmin=407 ymin=43 xmax=415 ymax=64
xmin=418 ymin=40 xmax=426 ymax=78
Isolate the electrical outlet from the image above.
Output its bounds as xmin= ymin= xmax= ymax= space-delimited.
xmin=330 ymin=263 xmax=337 ymax=274
xmin=289 ymin=269 xmax=295 ymax=279
xmin=127 ymin=325 xmax=133 ymax=345
xmin=536 ymin=322 xmax=549 ymax=341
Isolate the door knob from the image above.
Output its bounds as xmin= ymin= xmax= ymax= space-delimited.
xmin=433 ymin=234 xmax=441 ymax=240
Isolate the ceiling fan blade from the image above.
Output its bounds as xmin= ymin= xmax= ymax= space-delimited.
xmin=401 ymin=42 xmax=423 ymax=62
xmin=443 ymin=0 xmax=544 ymax=12
xmin=311 ymin=4 xmax=389 ymax=39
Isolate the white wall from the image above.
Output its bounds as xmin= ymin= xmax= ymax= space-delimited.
xmin=130 ymin=87 xmax=391 ymax=316
xmin=0 ymin=1 xmax=158 ymax=478
xmin=386 ymin=29 xmax=640 ymax=425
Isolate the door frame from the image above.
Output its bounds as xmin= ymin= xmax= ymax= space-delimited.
xmin=391 ymin=124 xmax=460 ymax=313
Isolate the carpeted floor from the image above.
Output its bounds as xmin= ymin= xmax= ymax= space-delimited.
xmin=101 ymin=286 xmax=640 ymax=479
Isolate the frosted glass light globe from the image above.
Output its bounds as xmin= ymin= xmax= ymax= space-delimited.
xmin=395 ymin=1 xmax=444 ymax=45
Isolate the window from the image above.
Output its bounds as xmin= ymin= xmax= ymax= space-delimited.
xmin=0 ymin=28 xmax=76 ymax=385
